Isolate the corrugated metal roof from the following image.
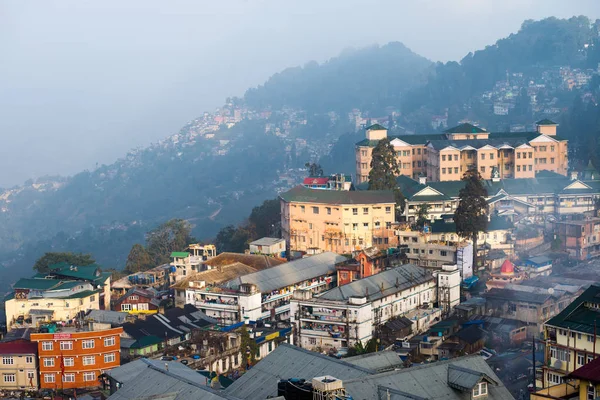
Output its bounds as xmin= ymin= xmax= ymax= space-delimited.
xmin=317 ymin=264 xmax=433 ymax=303
xmin=344 ymin=351 xmax=404 ymax=372
xmin=249 ymin=237 xmax=285 ymax=246
xmin=107 ymin=359 xmax=233 ymax=400
xmin=223 ymin=252 xmax=347 ymax=293
xmin=224 ymin=343 xmax=373 ymax=400
xmin=85 ymin=310 xmax=128 ymax=325
xmin=343 ymin=355 xmax=512 ymax=400
xmin=280 ymin=185 xmax=395 ymax=205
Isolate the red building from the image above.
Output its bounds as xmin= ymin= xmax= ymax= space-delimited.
xmin=112 ymin=288 xmax=160 ymax=314
xmin=335 ymin=247 xmax=387 ymax=285
xmin=31 ymin=326 xmax=123 ymax=390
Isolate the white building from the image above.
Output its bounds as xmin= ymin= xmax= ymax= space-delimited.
xmin=184 ymin=252 xmax=346 ymax=325
xmin=249 ymin=237 xmax=286 ymax=256
xmin=290 ymin=264 xmax=458 ymax=352
xmin=434 ymin=265 xmax=462 ymax=315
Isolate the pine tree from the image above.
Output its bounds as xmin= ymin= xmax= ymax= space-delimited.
xmin=368 ymin=138 xmax=399 ymax=190
xmin=454 ymin=168 xmax=488 ymax=269
xmin=416 ymin=203 xmax=430 ymax=228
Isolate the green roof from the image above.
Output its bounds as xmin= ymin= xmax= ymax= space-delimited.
xmin=545 ymin=284 xmax=600 ymax=334
xmin=13 ymin=278 xmax=62 ymax=290
xmin=171 ymin=252 xmax=190 ymax=258
xmin=536 ymin=119 xmax=557 ymax=125
xmin=280 ymin=185 xmax=395 ymax=205
xmin=445 ymin=123 xmax=487 ymax=134
xmin=366 ymin=124 xmax=387 ymax=131
xmin=429 ymin=216 xmax=512 ymax=234
xmin=62 ymin=289 xmax=101 ymax=299
xmin=47 ymin=262 xmax=107 ymax=284
xmin=130 ymin=335 xmax=163 ymax=349
xmin=356 ymin=133 xmax=447 ymax=147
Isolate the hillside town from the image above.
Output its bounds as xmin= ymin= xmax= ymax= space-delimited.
xmin=1 ymin=115 xmax=600 ymax=400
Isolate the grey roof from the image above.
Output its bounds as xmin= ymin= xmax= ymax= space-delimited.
xmin=249 ymin=237 xmax=285 ymax=246
xmin=343 ymin=355 xmax=514 ymax=400
xmin=107 ymin=359 xmax=233 ymax=400
xmin=224 ymin=343 xmax=374 ymax=399
xmin=344 ymin=351 xmax=404 ymax=372
xmin=484 ymin=288 xmax=553 ymax=304
xmin=85 ymin=309 xmax=129 ymax=325
xmin=527 ymin=256 xmax=552 ymax=265
xmin=317 ymin=264 xmax=433 ymax=303
xmin=223 ymin=252 xmax=347 ymax=293
xmin=447 ymin=364 xmax=496 ymax=391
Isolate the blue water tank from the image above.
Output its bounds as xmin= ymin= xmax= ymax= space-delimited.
xmin=170 ymin=266 xmax=177 ymax=273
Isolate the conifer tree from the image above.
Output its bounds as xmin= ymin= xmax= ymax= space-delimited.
xmin=454 ymin=168 xmax=488 ymax=269
xmin=368 ymin=138 xmax=405 ymax=219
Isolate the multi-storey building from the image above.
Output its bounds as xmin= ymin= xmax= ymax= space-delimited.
xmin=5 ymin=263 xmax=111 ymax=328
xmin=31 ymin=325 xmax=122 ymax=390
xmin=183 ymin=252 xmax=347 ymax=325
xmin=542 ymin=284 xmax=600 ymax=388
xmin=112 ymin=287 xmax=160 ymax=314
xmin=290 ymin=264 xmax=460 ymax=352
xmin=0 ymin=341 xmax=39 ymax=391
xmin=553 ymin=217 xmax=600 ymax=260
xmin=280 ymin=185 xmax=397 ymax=254
xmin=355 ymin=120 xmax=568 ymax=183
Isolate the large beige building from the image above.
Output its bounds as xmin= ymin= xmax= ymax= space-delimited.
xmin=280 ymin=185 xmax=397 ymax=254
xmin=355 ymin=120 xmax=568 ymax=183
xmin=0 ymin=341 xmax=39 ymax=391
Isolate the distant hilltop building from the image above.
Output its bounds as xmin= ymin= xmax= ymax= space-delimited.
xmin=355 ymin=120 xmax=567 ymax=183
xmin=302 ymin=173 xmax=353 ymax=191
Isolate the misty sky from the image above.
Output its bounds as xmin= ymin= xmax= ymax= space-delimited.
xmin=1 ymin=0 xmax=599 ymax=187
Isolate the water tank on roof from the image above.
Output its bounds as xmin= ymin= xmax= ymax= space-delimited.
xmin=170 ymin=266 xmax=177 ymax=273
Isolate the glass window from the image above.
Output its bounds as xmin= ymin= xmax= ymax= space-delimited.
xmin=84 ymin=372 xmax=97 ymax=382
xmin=60 ymin=341 xmax=73 ymax=351
xmin=385 ymin=206 xmax=391 ymax=214
xmin=104 ymin=337 xmax=116 ymax=347
xmin=64 ymin=357 xmax=74 ymax=367
xmin=82 ymin=340 xmax=95 ymax=349
xmin=44 ymin=374 xmax=55 ymax=383
xmin=2 ymin=357 xmax=13 ymax=365
xmin=63 ymin=373 xmax=75 ymax=383
xmin=363 ymin=207 xmax=369 ymax=215
xmin=3 ymin=374 xmax=15 ymax=383
xmin=43 ymin=358 xmax=54 ymax=367
xmin=312 ymin=206 xmax=319 ymax=214
xmin=104 ymin=353 xmax=116 ymax=363
xmin=42 ymin=342 xmax=53 ymax=351
xmin=26 ymin=356 xmax=33 ymax=364
xmin=352 ymin=208 xmax=358 ymax=215
xmin=83 ymin=356 xmax=95 ymax=366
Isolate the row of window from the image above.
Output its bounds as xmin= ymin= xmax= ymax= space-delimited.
xmin=43 ymin=371 xmax=98 ymax=383
xmin=535 ymin=158 xmax=555 ymax=164
xmin=41 ymin=337 xmax=116 ymax=351
xmin=410 ymin=248 xmax=448 ymax=256
xmin=3 ymin=371 xmax=36 ymax=383
xmin=557 ymin=329 xmax=597 ymax=342
xmin=42 ymin=352 xmax=116 ymax=367
xmin=299 ymin=206 xmax=392 ymax=215
xmin=533 ymin=145 xmax=555 ymax=152
xmin=2 ymin=356 xmax=34 ymax=365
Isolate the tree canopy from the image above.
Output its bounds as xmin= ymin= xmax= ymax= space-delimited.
xmin=33 ymin=252 xmax=95 ymax=273
xmin=368 ymin=138 xmax=399 ymax=190
xmin=454 ymin=169 xmax=488 ymax=268
xmin=415 ymin=203 xmax=430 ymax=228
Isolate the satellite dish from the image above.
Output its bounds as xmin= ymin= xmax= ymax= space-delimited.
xmin=554 ymin=360 xmax=563 ymax=369
xmin=548 ymin=288 xmax=555 ymax=295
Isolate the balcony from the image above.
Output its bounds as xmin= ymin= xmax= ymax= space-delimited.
xmin=195 ymin=299 xmax=238 ymax=310
xmin=260 ymin=304 xmax=290 ymax=320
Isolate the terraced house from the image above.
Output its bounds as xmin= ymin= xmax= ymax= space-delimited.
xmin=355 ymin=119 xmax=568 ymax=183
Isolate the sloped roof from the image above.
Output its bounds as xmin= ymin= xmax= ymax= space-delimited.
xmin=249 ymin=237 xmax=285 ymax=246
xmin=85 ymin=310 xmax=128 ymax=325
xmin=568 ymin=356 xmax=600 ymax=383
xmin=317 ymin=264 xmax=433 ymax=303
xmin=205 ymin=252 xmax=285 ymax=271
xmin=280 ymin=185 xmax=394 ymax=205
xmin=106 ymin=359 xmax=232 ymax=400
xmin=223 ymin=344 xmax=373 ymax=400
xmin=485 ymin=288 xmax=552 ymax=305
xmin=0 ymin=341 xmax=37 ymax=355
xmin=447 ymin=364 xmax=495 ymax=391
xmin=343 ymin=355 xmax=511 ymax=400
xmin=223 ymin=252 xmax=347 ymax=293
xmin=13 ymin=278 xmax=64 ymax=290
xmin=171 ymin=262 xmax=260 ymax=290
xmin=545 ymin=284 xmax=600 ymax=334
xmin=367 ymin=123 xmax=387 ymax=131
xmin=536 ymin=119 xmax=557 ymax=125
xmin=453 ymin=325 xmax=486 ymax=345
xmin=445 ymin=123 xmax=487 ymax=134
xmin=344 ymin=351 xmax=404 ymax=372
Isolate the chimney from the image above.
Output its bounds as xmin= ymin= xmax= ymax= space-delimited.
xmin=418 ymin=175 xmax=427 ymax=185
xmin=570 ymin=171 xmax=578 ymax=181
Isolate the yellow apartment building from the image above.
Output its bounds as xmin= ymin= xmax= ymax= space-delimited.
xmin=0 ymin=341 xmax=39 ymax=391
xmin=280 ymin=185 xmax=397 ymax=254
xmin=355 ymin=119 xmax=568 ymax=183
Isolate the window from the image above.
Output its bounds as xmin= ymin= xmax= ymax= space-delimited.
xmin=442 ymin=168 xmax=446 ymax=174
xmin=3 ymin=374 xmax=15 ymax=383
xmin=551 ymin=145 xmax=555 ymax=152
xmin=300 ymin=205 xmax=305 ymax=213
xmin=540 ymin=146 xmax=547 ymax=152
xmin=528 ymin=165 xmax=532 ymax=171
xmin=63 ymin=373 xmax=75 ymax=383
xmin=352 ymin=223 xmax=358 ymax=231
xmin=517 ymin=165 xmax=521 ymax=172
xmin=43 ymin=358 xmax=55 ymax=367
xmin=308 ymin=222 xmax=313 ymax=229
xmin=490 ymin=153 xmax=494 ymax=160
xmin=481 ymin=166 xmax=486 ymax=173
xmin=2 ymin=357 xmax=13 ymax=365
xmin=312 ymin=206 xmax=319 ymax=214
xmin=363 ymin=223 xmax=369 ymax=229
xmin=442 ymin=155 xmax=446 ymax=161
xmin=81 ymin=339 xmax=94 ymax=349
xmin=417 ymin=161 xmax=422 ymax=167
xmin=417 ymin=148 xmax=421 ymax=155
xmin=481 ymin=153 xmax=485 ymax=160
xmin=517 ymin=152 xmax=521 ymax=159
xmin=105 ymin=353 xmax=116 ymax=363
xmin=588 ymin=355 xmax=594 ymax=363
xmin=454 ymin=167 xmax=458 ymax=174
xmin=84 ymin=372 xmax=96 ymax=382
xmin=578 ymin=353 xmax=585 ymax=366
xmin=547 ymin=372 xmax=561 ymax=385
xmin=83 ymin=356 xmax=95 ymax=366
xmin=26 ymin=356 xmax=33 ymax=364
xmin=308 ymin=338 xmax=317 ymax=345
xmin=374 ymin=221 xmax=380 ymax=228
xmin=61 ymin=357 xmax=74 ymax=367
xmin=529 ymin=152 xmax=533 ymax=158
xmin=326 ymin=207 xmax=331 ymax=215
xmin=551 ymin=158 xmax=555 ymax=164
xmin=60 ymin=341 xmax=73 ymax=350
xmin=363 ymin=207 xmax=369 ymax=215
xmin=588 ymin=335 xmax=594 ymax=342
xmin=352 ymin=208 xmax=358 ymax=215
xmin=44 ymin=374 xmax=55 ymax=384
xmin=473 ymin=382 xmax=487 ymax=397
xmin=121 ymin=304 xmax=132 ymax=311
xmin=454 ymin=154 xmax=458 ymax=161
xmin=588 ymin=385 xmax=596 ymax=400
xmin=27 ymin=371 xmax=35 ymax=380
xmin=440 ymin=250 xmax=447 ymax=257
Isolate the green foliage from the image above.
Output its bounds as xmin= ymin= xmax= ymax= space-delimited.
xmin=368 ymin=138 xmax=399 ymax=190
xmin=347 ymin=338 xmax=378 ymax=356
xmin=454 ymin=169 xmax=488 ymax=267
xmin=215 ymin=225 xmax=251 ymax=253
xmin=238 ymin=325 xmax=259 ymax=366
xmin=33 ymin=252 xmax=95 ymax=273
xmin=146 ymin=219 xmax=195 ymax=266
xmin=305 ymin=162 xmax=324 ymax=177
xmin=124 ymin=244 xmax=153 ymax=275
xmin=416 ymin=203 xmax=430 ymax=228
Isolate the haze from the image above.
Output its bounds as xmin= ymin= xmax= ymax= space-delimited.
xmin=1 ymin=0 xmax=599 ymax=188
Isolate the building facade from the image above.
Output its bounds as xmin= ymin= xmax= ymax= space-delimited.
xmin=553 ymin=217 xmax=600 ymax=260
xmin=31 ymin=326 xmax=122 ymax=390
xmin=355 ymin=120 xmax=568 ymax=183
xmin=0 ymin=341 xmax=39 ymax=391
xmin=280 ymin=185 xmax=397 ymax=254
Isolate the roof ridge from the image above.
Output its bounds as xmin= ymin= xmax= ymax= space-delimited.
xmin=276 ymin=343 xmax=376 ymax=374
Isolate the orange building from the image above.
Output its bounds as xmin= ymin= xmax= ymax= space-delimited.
xmin=355 ymin=120 xmax=568 ymax=183
xmin=31 ymin=326 xmax=122 ymax=390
